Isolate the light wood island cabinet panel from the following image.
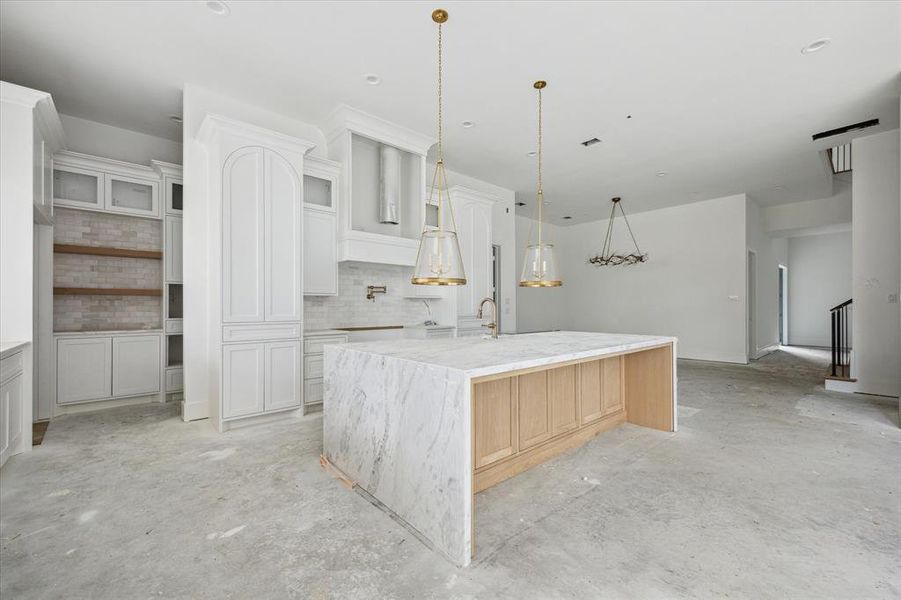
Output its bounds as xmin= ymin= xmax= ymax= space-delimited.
xmin=624 ymin=345 xmax=673 ymax=431
xmin=518 ymin=370 xmax=551 ymax=450
xmin=579 ymin=359 xmax=603 ymax=425
xmin=603 ymin=356 xmax=624 ymax=415
xmin=473 ymin=377 xmax=518 ymax=468
xmin=549 ymin=364 xmax=578 ymax=435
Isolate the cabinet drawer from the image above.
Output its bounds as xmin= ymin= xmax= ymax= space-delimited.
xmin=304 ymin=354 xmax=323 ymax=379
xmin=222 ymin=323 xmax=301 ymax=342
xmin=166 ymin=368 xmax=184 ymax=392
xmin=303 ymin=335 xmax=347 ymax=355
xmin=165 ymin=319 xmax=183 ymax=334
xmin=0 ymin=351 xmax=24 ymax=384
xmin=304 ymin=378 xmax=324 ymax=405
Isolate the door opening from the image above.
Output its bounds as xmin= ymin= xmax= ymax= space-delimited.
xmin=778 ymin=265 xmax=788 ymax=345
xmin=748 ymin=250 xmax=757 ymax=362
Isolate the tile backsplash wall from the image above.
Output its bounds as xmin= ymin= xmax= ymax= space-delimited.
xmin=54 ymin=207 xmax=161 ymax=250
xmin=304 ymin=262 xmax=434 ymax=330
xmin=54 ymin=208 xmax=162 ymax=332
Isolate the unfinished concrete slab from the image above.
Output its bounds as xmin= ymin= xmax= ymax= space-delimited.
xmin=1 ymin=348 xmax=899 ymax=599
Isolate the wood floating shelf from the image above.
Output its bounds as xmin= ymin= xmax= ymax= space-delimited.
xmin=54 ymin=287 xmax=163 ymax=297
xmin=53 ymin=244 xmax=163 ymax=260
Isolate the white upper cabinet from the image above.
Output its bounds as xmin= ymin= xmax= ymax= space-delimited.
xmin=53 ymin=152 xmax=162 ymax=218
xmin=222 ymin=147 xmax=266 ymax=322
xmin=152 ymin=160 xmax=184 ymax=216
xmin=303 ymin=156 xmax=340 ymax=296
xmin=450 ymin=186 xmax=496 ymax=317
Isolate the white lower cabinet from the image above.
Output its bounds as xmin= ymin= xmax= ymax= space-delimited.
xmin=302 ymin=332 xmax=348 ymax=412
xmin=112 ymin=336 xmax=161 ymax=397
xmin=0 ymin=371 xmax=24 ymax=467
xmin=222 ymin=340 xmax=300 ymax=420
xmin=222 ymin=344 xmax=265 ymax=419
xmin=56 ymin=333 xmax=162 ymax=406
xmin=265 ymin=341 xmax=301 ymax=411
xmin=56 ymin=337 xmax=112 ymax=404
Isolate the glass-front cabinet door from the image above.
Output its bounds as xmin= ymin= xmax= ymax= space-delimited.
xmin=303 ymin=174 xmax=334 ymax=211
xmin=166 ymin=178 xmax=183 ymax=214
xmin=53 ymin=165 xmax=104 ymax=210
xmin=105 ymin=174 xmax=160 ymax=218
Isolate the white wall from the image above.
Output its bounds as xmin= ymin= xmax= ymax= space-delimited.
xmin=60 ymin=114 xmax=182 ymax=165
xmin=787 ymin=232 xmax=852 ymax=347
xmin=515 ymin=214 xmax=568 ymax=333
xmin=849 ymin=129 xmax=901 ymax=397
xmin=546 ymin=194 xmax=749 ymax=363
xmin=747 ymin=198 xmax=782 ymax=357
xmin=764 ymin=177 xmax=852 ymax=237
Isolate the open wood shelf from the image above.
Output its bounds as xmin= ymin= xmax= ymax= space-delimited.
xmin=54 ymin=287 xmax=163 ymax=296
xmin=54 ymin=244 xmax=163 ymax=260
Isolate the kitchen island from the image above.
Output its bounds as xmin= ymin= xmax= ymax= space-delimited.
xmin=322 ymin=331 xmax=677 ymax=566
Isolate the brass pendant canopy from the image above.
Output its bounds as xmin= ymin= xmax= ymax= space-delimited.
xmin=519 ymin=80 xmax=562 ymax=287
xmin=412 ymin=8 xmax=467 ymax=286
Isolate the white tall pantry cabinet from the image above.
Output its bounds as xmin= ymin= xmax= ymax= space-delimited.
xmin=196 ymin=115 xmax=315 ymax=431
xmin=450 ymin=186 xmax=496 ymax=334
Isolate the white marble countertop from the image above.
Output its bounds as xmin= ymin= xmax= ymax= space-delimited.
xmin=335 ymin=331 xmax=676 ymax=378
xmin=0 ymin=341 xmax=29 ymax=359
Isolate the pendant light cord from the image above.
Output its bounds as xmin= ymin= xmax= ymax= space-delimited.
xmin=536 ymin=84 xmax=543 ymax=246
xmin=436 ymin=21 xmax=443 ymax=163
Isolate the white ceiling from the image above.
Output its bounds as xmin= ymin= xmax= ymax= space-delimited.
xmin=1 ymin=1 xmax=898 ymax=224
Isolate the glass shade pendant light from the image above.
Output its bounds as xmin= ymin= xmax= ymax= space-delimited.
xmin=411 ymin=8 xmax=466 ymax=286
xmin=519 ymin=80 xmax=562 ymax=287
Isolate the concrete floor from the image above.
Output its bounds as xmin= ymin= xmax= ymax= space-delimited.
xmin=1 ymin=347 xmax=899 ymax=599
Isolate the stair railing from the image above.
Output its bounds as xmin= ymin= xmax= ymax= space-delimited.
xmin=830 ymin=299 xmax=852 ymax=377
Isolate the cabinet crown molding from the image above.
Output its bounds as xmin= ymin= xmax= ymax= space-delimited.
xmin=151 ymin=160 xmax=183 ymax=178
xmin=1 ymin=81 xmax=67 ymax=152
xmin=325 ymin=104 xmax=435 ymax=157
xmin=448 ymin=185 xmax=501 ymax=206
xmin=54 ymin=150 xmax=159 ymax=180
xmin=198 ymin=113 xmax=317 ymax=156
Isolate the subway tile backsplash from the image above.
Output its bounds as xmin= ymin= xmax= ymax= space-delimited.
xmin=303 ymin=262 xmax=434 ymax=330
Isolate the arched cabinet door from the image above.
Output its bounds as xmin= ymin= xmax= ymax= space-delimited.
xmin=264 ymin=150 xmax=302 ymax=322
xmin=222 ymin=146 xmax=265 ymax=323
xmin=221 ymin=147 xmax=302 ymax=323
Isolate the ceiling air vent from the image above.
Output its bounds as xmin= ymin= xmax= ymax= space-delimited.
xmin=581 ymin=137 xmax=601 ymax=147
xmin=812 ymin=119 xmax=879 ymax=141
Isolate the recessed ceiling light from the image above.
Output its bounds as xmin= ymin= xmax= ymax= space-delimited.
xmin=461 ymin=120 xmax=475 ymax=128
xmin=626 ymin=115 xmax=633 ymax=119
xmin=169 ymin=115 xmax=183 ymax=124
xmin=364 ymin=73 xmax=381 ymax=85
xmin=656 ymin=171 xmax=667 ymax=177
xmin=801 ymin=38 xmax=830 ymax=54
xmin=204 ymin=0 xmax=230 ymax=16
xmin=527 ymin=151 xmax=537 ymax=157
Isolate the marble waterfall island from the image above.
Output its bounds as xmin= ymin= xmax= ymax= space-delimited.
xmin=322 ymin=331 xmax=678 ymax=566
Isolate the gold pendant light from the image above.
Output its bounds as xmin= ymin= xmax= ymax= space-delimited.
xmin=519 ymin=80 xmax=562 ymax=287
xmin=411 ymin=8 xmax=466 ymax=286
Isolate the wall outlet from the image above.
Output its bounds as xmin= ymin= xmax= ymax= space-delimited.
xmin=889 ymin=293 xmax=899 ymax=304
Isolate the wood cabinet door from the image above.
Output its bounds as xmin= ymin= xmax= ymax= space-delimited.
xmin=549 ymin=364 xmax=578 ymax=435
xmin=264 ymin=149 xmax=302 ymax=321
xmin=303 ymin=208 xmax=337 ymax=296
xmin=602 ymin=356 xmax=624 ymax=415
xmin=474 ymin=377 xmax=517 ymax=468
xmin=222 ymin=147 xmax=265 ymax=323
xmin=112 ymin=335 xmax=161 ymax=397
xmin=57 ymin=337 xmax=112 ymax=404
xmin=165 ymin=216 xmax=183 ymax=283
xmin=264 ymin=341 xmax=301 ymax=411
xmin=579 ymin=359 xmax=604 ymax=425
xmin=518 ymin=370 xmax=551 ymax=450
xmin=222 ymin=343 xmax=265 ymax=418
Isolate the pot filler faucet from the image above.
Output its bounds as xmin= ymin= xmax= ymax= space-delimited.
xmin=477 ymin=297 xmax=498 ymax=339
xmin=366 ymin=285 xmax=387 ymax=301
